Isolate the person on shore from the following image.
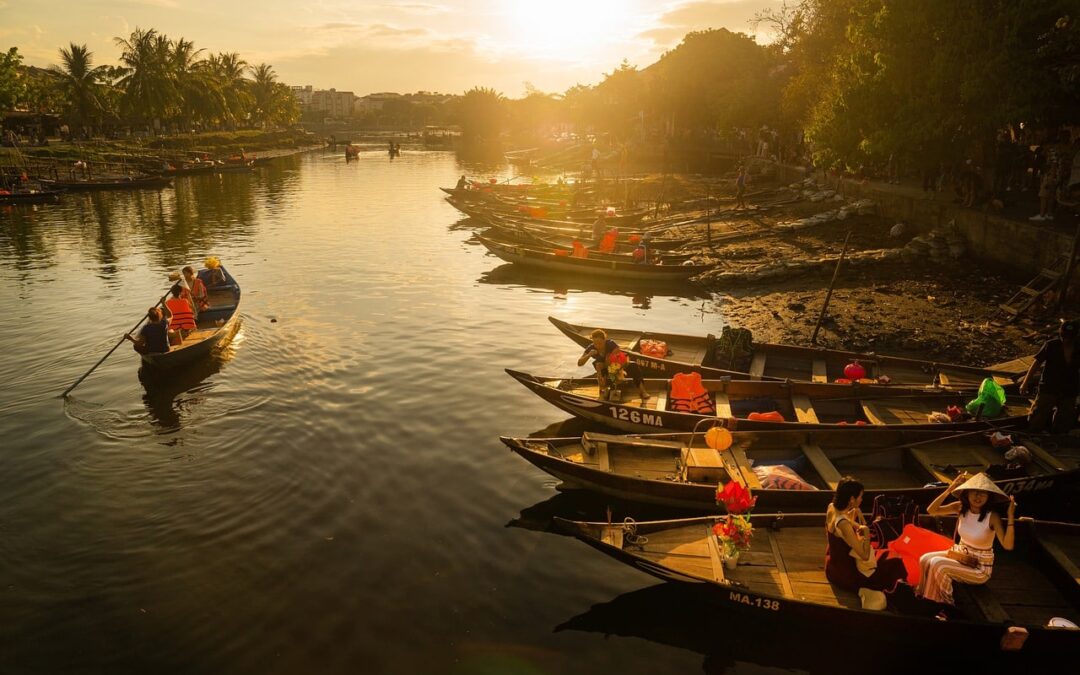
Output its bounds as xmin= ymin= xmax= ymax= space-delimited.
xmin=825 ymin=477 xmax=908 ymax=609
xmin=125 ymin=306 xmax=173 ymax=354
xmin=1019 ymin=319 xmax=1080 ymax=433
xmin=916 ymin=472 xmax=1016 ymax=611
xmin=1032 ymin=164 xmax=1058 ymax=221
xmin=734 ymin=166 xmax=748 ymax=209
xmin=576 ymin=329 xmax=650 ymax=401
xmin=183 ymin=265 xmax=209 ymax=315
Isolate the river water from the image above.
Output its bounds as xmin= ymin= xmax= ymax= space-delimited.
xmin=1 ymin=149 xmax=758 ymax=674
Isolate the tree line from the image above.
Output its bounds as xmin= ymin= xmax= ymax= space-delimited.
xmin=1 ymin=28 xmax=299 ymax=135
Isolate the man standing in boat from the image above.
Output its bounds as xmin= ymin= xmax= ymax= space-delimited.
xmin=1020 ymin=319 xmax=1080 ymax=433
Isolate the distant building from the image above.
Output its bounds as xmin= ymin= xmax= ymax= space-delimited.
xmin=290 ymin=86 xmax=356 ymax=118
xmin=354 ymin=92 xmax=403 ymax=114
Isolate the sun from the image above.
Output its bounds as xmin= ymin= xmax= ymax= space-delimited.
xmin=502 ymin=0 xmax=643 ymax=63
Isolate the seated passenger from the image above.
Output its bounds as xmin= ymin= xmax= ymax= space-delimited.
xmin=183 ymin=265 xmax=209 ymax=314
xmin=125 ymin=307 xmax=172 ymax=354
xmin=165 ymin=285 xmax=197 ymax=337
xmin=916 ymin=472 xmax=1016 ymax=609
xmin=576 ymin=328 xmax=649 ymax=401
xmin=825 ymin=477 xmax=908 ymax=603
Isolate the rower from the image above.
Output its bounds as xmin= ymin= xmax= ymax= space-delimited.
xmin=124 ymin=306 xmax=172 ymax=354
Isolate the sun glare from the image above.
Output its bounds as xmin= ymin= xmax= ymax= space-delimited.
xmin=502 ymin=0 xmax=643 ymax=63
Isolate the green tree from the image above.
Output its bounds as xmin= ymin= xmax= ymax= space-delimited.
xmin=207 ymin=52 xmax=250 ymax=127
xmin=114 ymin=28 xmax=176 ymax=126
xmin=0 ymin=47 xmax=25 ymax=110
xmin=455 ymin=87 xmax=505 ymax=141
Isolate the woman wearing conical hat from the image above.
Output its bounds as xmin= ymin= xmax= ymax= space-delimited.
xmin=916 ymin=472 xmax=1016 ymax=609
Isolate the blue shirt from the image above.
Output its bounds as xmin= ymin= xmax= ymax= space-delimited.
xmin=140 ymin=318 xmax=171 ymax=353
xmin=583 ymin=339 xmax=620 ymax=365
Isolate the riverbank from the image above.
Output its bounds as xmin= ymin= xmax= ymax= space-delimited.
xmin=2 ymin=128 xmax=322 ymax=165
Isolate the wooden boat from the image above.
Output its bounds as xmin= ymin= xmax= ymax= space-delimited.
xmin=548 ymin=316 xmax=1023 ymax=390
xmin=484 ymin=226 xmax=695 ymax=264
xmin=44 ymin=174 xmax=173 ymax=191
xmin=504 ymin=369 xmax=1031 ymax=433
xmin=478 ymin=235 xmax=709 ymax=283
xmin=556 ymin=513 xmax=1080 ymax=655
xmin=501 ymin=429 xmax=1080 ymax=512
xmin=0 ymin=188 xmax=63 ymax=205
xmin=142 ymin=267 xmax=241 ymax=369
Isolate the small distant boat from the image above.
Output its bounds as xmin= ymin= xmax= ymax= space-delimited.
xmin=547 ymin=316 xmax=1024 ymax=390
xmin=478 ymin=235 xmax=707 ymax=282
xmin=504 ymin=369 xmax=1031 ymax=433
xmin=44 ymin=175 xmax=173 ymax=191
xmin=142 ymin=267 xmax=241 ymax=369
xmin=556 ymin=513 xmax=1080 ymax=656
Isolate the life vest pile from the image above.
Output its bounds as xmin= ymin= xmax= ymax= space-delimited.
xmin=639 ymin=339 xmax=669 ymax=358
xmin=598 ymin=229 xmax=618 ymax=253
xmin=166 ymin=298 xmax=196 ymax=331
xmin=571 ymin=241 xmax=589 ymax=258
xmin=668 ymin=372 xmax=714 ymax=414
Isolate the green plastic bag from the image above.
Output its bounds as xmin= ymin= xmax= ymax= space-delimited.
xmin=965 ymin=378 xmax=1006 ymax=417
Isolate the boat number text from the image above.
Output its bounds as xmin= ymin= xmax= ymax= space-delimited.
xmin=609 ymin=407 xmax=663 ymax=427
xmin=729 ymin=592 xmax=780 ymax=611
xmin=1001 ymin=478 xmax=1054 ymax=495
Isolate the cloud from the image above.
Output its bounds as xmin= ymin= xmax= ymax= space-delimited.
xmin=303 ymin=20 xmax=470 ymax=53
xmin=381 ymin=2 xmax=448 ymax=13
xmin=641 ymin=0 xmax=777 ymax=47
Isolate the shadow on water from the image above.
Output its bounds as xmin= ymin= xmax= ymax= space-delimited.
xmin=479 ymin=262 xmax=711 ymax=310
xmin=137 ymin=350 xmax=228 ymax=431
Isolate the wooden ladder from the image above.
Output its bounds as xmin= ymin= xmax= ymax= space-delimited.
xmin=996 ymin=253 xmax=1071 ymax=325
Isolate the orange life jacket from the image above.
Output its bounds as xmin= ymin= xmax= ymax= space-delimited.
xmin=166 ymin=298 xmax=196 ymax=331
xmin=598 ymin=229 xmax=618 ymax=253
xmin=668 ymin=372 xmax=714 ymax=414
xmin=571 ymin=241 xmax=589 ymax=259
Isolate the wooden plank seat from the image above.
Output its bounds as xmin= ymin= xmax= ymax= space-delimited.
xmin=748 ymin=353 xmax=767 ymax=380
xmin=1022 ymin=440 xmax=1068 ymax=472
xmin=908 ymin=445 xmax=989 ymax=484
xmin=792 ymin=394 xmax=820 ymax=424
xmin=954 ymin=584 xmax=1011 ymax=623
xmin=801 ymin=443 xmax=842 ymax=489
xmin=714 ymin=392 xmax=733 ymax=419
xmin=811 ymin=359 xmax=828 ymax=383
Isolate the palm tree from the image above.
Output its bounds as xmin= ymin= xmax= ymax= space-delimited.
xmin=49 ymin=43 xmax=109 ymax=132
xmin=114 ymin=28 xmax=177 ymax=127
xmin=249 ymin=62 xmax=278 ymax=126
xmin=170 ymin=38 xmax=225 ymax=130
xmin=208 ymin=52 xmax=250 ymax=127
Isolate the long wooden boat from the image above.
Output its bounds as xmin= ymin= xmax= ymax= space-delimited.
xmin=556 ymin=513 xmax=1080 ymax=655
xmin=142 ymin=267 xmax=241 ymax=369
xmin=444 ymin=193 xmax=648 ymax=227
xmin=548 ymin=316 xmax=1024 ymax=390
xmin=0 ymin=188 xmax=63 ymax=204
xmin=485 ymin=226 xmax=695 ymax=264
xmin=502 ymin=429 xmax=1079 ymax=512
xmin=504 ymin=369 xmax=1031 ymax=433
xmin=44 ymin=174 xmax=173 ymax=191
xmin=481 ymin=214 xmax=689 ymax=250
xmin=479 ymin=235 xmax=709 ymax=283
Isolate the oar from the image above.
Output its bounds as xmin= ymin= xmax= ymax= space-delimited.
xmin=60 ymin=289 xmax=171 ymax=398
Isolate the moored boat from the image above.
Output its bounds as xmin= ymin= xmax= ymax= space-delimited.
xmin=548 ymin=316 xmax=1024 ymax=390
xmin=501 ymin=428 xmax=1080 ymax=512
xmin=44 ymin=174 xmax=173 ymax=191
xmin=504 ymin=369 xmax=1031 ymax=433
xmin=0 ymin=188 xmax=64 ymax=205
xmin=478 ymin=235 xmax=708 ymax=282
xmin=142 ymin=266 xmax=241 ymax=369
xmin=555 ymin=513 xmax=1080 ymax=656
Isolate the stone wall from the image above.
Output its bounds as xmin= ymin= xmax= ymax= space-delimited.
xmin=770 ymin=163 xmax=1072 ymax=278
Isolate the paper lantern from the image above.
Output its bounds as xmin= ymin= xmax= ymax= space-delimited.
xmin=705 ymin=426 xmax=732 ymax=451
xmin=844 ymin=361 xmax=866 ymax=381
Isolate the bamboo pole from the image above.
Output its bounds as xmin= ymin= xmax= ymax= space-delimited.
xmin=811 ymin=230 xmax=854 ymax=346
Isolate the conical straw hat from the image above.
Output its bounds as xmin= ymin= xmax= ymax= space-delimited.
xmin=953 ymin=472 xmax=1008 ymax=502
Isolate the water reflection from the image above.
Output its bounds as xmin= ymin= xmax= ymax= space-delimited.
xmin=479 ymin=263 xmax=710 ymax=308
xmin=137 ymin=332 xmax=237 ymax=431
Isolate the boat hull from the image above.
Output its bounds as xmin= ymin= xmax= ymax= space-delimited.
xmin=479 ymin=236 xmax=705 ymax=282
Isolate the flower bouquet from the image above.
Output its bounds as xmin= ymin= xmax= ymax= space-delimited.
xmin=713 ymin=481 xmax=758 ymax=568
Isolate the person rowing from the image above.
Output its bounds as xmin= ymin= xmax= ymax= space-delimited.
xmin=124 ymin=306 xmax=173 ymax=354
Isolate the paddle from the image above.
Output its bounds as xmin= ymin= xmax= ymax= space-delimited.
xmin=60 ymin=289 xmax=171 ymax=398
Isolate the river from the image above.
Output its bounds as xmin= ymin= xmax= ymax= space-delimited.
xmin=1 ymin=148 xmax=760 ymax=674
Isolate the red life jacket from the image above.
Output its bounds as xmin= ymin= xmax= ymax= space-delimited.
xmin=668 ymin=372 xmax=714 ymax=414
xmin=166 ymin=298 xmax=196 ymax=331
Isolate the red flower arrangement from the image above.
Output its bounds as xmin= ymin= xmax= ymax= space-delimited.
xmin=713 ymin=481 xmax=757 ymax=558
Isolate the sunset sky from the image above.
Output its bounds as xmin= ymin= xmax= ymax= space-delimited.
xmin=2 ymin=0 xmax=777 ymax=97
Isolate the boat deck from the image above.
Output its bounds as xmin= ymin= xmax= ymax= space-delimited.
xmin=629 ymin=522 xmax=1080 ymax=624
